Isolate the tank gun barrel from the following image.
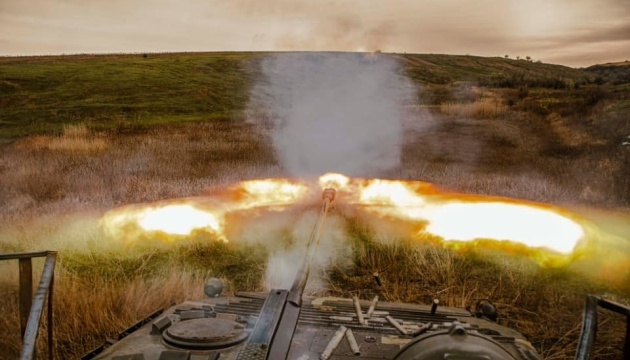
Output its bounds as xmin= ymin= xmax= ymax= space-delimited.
xmin=237 ymin=188 xmax=336 ymax=360
xmin=288 ymin=188 xmax=335 ymax=307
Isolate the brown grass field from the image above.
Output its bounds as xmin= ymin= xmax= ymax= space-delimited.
xmin=0 ymin=53 xmax=629 ymax=359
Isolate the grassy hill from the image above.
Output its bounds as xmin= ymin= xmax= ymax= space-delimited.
xmin=1 ymin=52 xmax=629 ymax=359
xmin=397 ymin=53 xmax=592 ymax=87
xmin=0 ymin=53 xmax=255 ymax=142
xmin=0 ymin=52 xmax=628 ymax=204
xmin=586 ymin=60 xmax=630 ymax=85
xmin=0 ymin=51 xmax=606 ymax=143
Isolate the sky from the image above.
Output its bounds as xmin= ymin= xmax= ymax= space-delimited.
xmin=1 ymin=0 xmax=629 ymax=67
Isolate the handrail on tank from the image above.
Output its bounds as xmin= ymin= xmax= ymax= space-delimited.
xmin=0 ymin=251 xmax=57 ymax=360
xmin=575 ymin=295 xmax=630 ymax=360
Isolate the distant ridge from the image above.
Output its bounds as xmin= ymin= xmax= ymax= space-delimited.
xmin=0 ymin=52 xmax=611 ymax=142
xmin=585 ymin=60 xmax=630 ymax=85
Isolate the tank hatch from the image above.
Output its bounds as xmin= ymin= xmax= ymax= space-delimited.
xmin=162 ymin=318 xmax=248 ymax=350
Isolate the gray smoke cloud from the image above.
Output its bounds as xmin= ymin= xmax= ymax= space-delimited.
xmin=248 ymin=53 xmax=416 ymax=177
xmin=233 ymin=208 xmax=350 ymax=293
xmin=244 ymin=53 xmax=419 ymax=291
xmin=262 ymin=212 xmax=348 ymax=292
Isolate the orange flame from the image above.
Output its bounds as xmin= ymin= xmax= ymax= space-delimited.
xmin=100 ymin=178 xmax=310 ymax=242
xmin=100 ymin=173 xmax=587 ymax=263
xmin=137 ymin=205 xmax=221 ymax=235
xmin=325 ymin=176 xmax=585 ymax=255
xmin=424 ymin=202 xmax=583 ymax=254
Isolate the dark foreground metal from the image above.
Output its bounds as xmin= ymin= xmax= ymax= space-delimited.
xmin=575 ymin=295 xmax=630 ymax=360
xmin=0 ymin=251 xmax=57 ymax=360
xmin=86 ymin=291 xmax=543 ymax=360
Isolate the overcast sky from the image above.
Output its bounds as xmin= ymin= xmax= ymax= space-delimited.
xmin=1 ymin=0 xmax=628 ymax=67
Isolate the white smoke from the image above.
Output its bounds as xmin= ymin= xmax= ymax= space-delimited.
xmin=237 ymin=209 xmax=349 ymax=292
xmin=248 ymin=52 xmax=416 ymax=177
xmin=245 ymin=52 xmax=419 ymax=291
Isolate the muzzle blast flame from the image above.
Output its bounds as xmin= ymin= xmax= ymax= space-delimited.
xmin=100 ymin=173 xmax=589 ymax=266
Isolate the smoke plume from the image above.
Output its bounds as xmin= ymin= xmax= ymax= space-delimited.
xmin=230 ymin=207 xmax=350 ymax=293
xmin=248 ymin=53 xmax=416 ymax=177
xmin=262 ymin=212 xmax=348 ymax=292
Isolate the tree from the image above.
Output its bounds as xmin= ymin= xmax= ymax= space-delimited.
xmin=516 ymin=56 xmax=520 ymax=60
xmin=504 ymin=54 xmax=509 ymax=59
xmin=526 ymin=56 xmax=532 ymax=62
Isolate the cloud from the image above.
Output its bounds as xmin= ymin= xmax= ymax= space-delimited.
xmin=0 ymin=0 xmax=628 ymax=66
xmin=555 ymin=23 xmax=630 ymax=45
xmin=546 ymin=40 xmax=630 ymax=67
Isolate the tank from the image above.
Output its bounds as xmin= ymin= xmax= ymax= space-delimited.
xmin=81 ymin=188 xmax=546 ymax=360
xmin=81 ymin=290 xmax=542 ymax=360
xmin=5 ymin=190 xmax=628 ymax=359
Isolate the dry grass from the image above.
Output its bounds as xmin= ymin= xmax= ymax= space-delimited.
xmin=401 ymin=100 xmax=629 ymax=206
xmin=1 ymin=52 xmax=628 ymax=359
xmin=439 ymin=98 xmax=507 ymax=118
xmin=328 ymin=233 xmax=628 ymax=359
xmin=0 ymin=238 xmax=269 ymax=359
xmin=0 ymin=122 xmax=280 ymax=219
xmin=0 ymin=103 xmax=628 ymax=359
xmin=0 ymin=271 xmax=206 ymax=357
xmin=45 ymin=124 xmax=109 ymax=153
xmin=3 ymin=212 xmax=626 ymax=359
xmin=0 ymin=122 xmax=279 ymax=358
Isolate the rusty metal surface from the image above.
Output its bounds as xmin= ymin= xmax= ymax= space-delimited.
xmin=163 ymin=318 xmax=247 ymax=349
xmin=575 ymin=295 xmax=630 ymax=360
xmin=305 ymin=328 xmax=401 ymax=359
xmin=267 ymin=301 xmax=300 ymax=360
xmin=597 ymin=297 xmax=630 ymax=317
xmin=0 ymin=250 xmax=57 ymax=360
xmin=0 ymin=251 xmax=50 ymax=260
xmin=89 ymin=292 xmax=544 ymax=360
xmin=20 ymin=252 xmax=57 ymax=360
xmin=47 ymin=271 xmax=54 ymax=360
xmin=235 ymin=343 xmax=269 ymax=360
xmin=18 ymin=258 xmax=33 ymax=338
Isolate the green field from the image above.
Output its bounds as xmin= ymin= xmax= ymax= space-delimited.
xmin=1 ymin=52 xmax=629 ymax=359
xmin=1 ymin=52 xmax=624 ymax=143
xmin=0 ymin=53 xmax=256 ymax=141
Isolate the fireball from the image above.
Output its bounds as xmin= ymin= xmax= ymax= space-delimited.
xmin=358 ymin=180 xmax=426 ymax=207
xmin=423 ymin=202 xmax=584 ymax=254
xmin=99 ymin=173 xmax=587 ymax=264
xmin=100 ymin=178 xmax=310 ymax=242
xmin=137 ymin=205 xmax=220 ymax=235
xmin=319 ymin=173 xmax=350 ymax=190
xmin=344 ymin=177 xmax=585 ymax=256
xmin=238 ymin=179 xmax=309 ymax=207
